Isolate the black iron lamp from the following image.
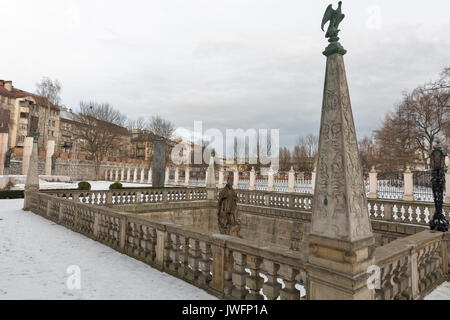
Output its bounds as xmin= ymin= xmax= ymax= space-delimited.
xmin=429 ymin=139 xmax=448 ymax=232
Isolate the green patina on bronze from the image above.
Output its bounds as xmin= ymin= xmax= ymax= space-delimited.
xmin=321 ymin=1 xmax=347 ymax=56
xmin=32 ymin=132 xmax=40 ymax=143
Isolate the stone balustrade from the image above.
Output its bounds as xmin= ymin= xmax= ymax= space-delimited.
xmin=374 ymin=230 xmax=449 ymax=300
xmin=26 ymin=189 xmax=449 ymax=300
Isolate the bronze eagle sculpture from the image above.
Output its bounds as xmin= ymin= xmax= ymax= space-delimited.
xmin=321 ymin=1 xmax=345 ymax=40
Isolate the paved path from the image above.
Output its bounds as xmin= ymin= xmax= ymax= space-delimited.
xmin=0 ymin=199 xmax=215 ymax=300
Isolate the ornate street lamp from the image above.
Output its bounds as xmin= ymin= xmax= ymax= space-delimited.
xmin=429 ymin=139 xmax=448 ymax=232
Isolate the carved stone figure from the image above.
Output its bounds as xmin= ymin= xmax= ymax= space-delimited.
xmin=321 ymin=1 xmax=347 ymax=56
xmin=217 ymin=175 xmax=241 ymax=236
xmin=4 ymin=149 xmax=11 ymax=168
xmin=51 ymin=154 xmax=57 ymax=171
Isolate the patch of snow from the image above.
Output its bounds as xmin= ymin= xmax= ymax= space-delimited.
xmin=11 ymin=180 xmax=153 ymax=191
xmin=425 ymin=282 xmax=450 ymax=300
xmin=0 ymin=199 xmax=215 ymax=300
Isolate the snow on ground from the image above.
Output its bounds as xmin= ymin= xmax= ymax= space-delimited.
xmin=11 ymin=180 xmax=153 ymax=191
xmin=425 ymin=282 xmax=450 ymax=300
xmin=0 ymin=199 xmax=215 ymax=300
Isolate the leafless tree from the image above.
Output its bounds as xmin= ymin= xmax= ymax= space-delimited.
xmin=35 ymin=76 xmax=62 ymax=105
xmin=147 ymin=115 xmax=175 ymax=139
xmin=75 ymin=101 xmax=128 ymax=180
xmin=127 ymin=116 xmax=146 ymax=131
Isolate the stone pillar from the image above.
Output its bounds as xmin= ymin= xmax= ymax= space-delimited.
xmin=0 ymin=133 xmax=8 ymax=175
xmin=140 ymin=167 xmax=145 ymax=183
xmin=311 ymin=167 xmax=316 ymax=194
xmin=115 ymin=167 xmax=119 ymax=181
xmin=249 ymin=167 xmax=256 ymax=191
xmin=104 ymin=168 xmax=108 ymax=181
xmin=24 ymin=133 xmax=40 ymax=210
xmin=184 ymin=167 xmax=190 ymax=186
xmin=44 ymin=140 xmax=55 ymax=176
xmin=233 ymin=169 xmax=239 ymax=189
xmin=121 ymin=167 xmax=125 ymax=182
xmin=218 ymin=168 xmax=224 ymax=189
xmin=288 ymin=166 xmax=295 ymax=193
xmin=368 ymin=166 xmax=378 ymax=199
xmin=403 ymin=166 xmax=414 ymax=202
xmin=109 ymin=168 xmax=114 ymax=181
xmin=267 ymin=167 xmax=274 ymax=192
xmin=152 ymin=139 xmax=167 ymax=188
xmin=174 ymin=167 xmax=179 ymax=185
xmin=133 ymin=167 xmax=138 ymax=183
xmin=308 ymin=29 xmax=374 ymax=300
xmin=445 ymin=171 xmax=450 ymax=204
xmin=164 ymin=167 xmax=170 ymax=185
xmin=127 ymin=167 xmax=131 ymax=182
xmin=206 ymin=157 xmax=216 ymax=200
xmin=22 ymin=137 xmax=34 ymax=175
xmin=148 ymin=168 xmax=152 ymax=184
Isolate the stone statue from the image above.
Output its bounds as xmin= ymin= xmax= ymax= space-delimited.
xmin=217 ymin=174 xmax=241 ymax=236
xmin=51 ymin=154 xmax=57 ymax=171
xmin=321 ymin=1 xmax=347 ymax=56
xmin=4 ymin=149 xmax=11 ymax=168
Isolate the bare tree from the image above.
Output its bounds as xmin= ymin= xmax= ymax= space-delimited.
xmin=75 ymin=101 xmax=128 ymax=180
xmin=147 ymin=115 xmax=175 ymax=139
xmin=35 ymin=77 xmax=62 ymax=105
xmin=127 ymin=116 xmax=146 ymax=131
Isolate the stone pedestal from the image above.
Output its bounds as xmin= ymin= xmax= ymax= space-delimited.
xmin=445 ymin=171 xmax=450 ymax=204
xmin=249 ymin=167 xmax=256 ymax=191
xmin=22 ymin=137 xmax=34 ymax=175
xmin=288 ymin=167 xmax=295 ymax=193
xmin=152 ymin=140 xmax=167 ymax=188
xmin=308 ymin=50 xmax=375 ymax=300
xmin=368 ymin=166 xmax=378 ymax=199
xmin=24 ymin=133 xmax=40 ymax=210
xmin=403 ymin=166 xmax=414 ymax=201
xmin=0 ymin=133 xmax=8 ymax=175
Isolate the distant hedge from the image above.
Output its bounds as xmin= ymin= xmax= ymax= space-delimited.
xmin=78 ymin=182 xmax=92 ymax=190
xmin=0 ymin=190 xmax=25 ymax=199
xmin=109 ymin=182 xmax=123 ymax=190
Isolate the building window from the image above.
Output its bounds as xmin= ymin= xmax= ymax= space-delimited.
xmin=18 ymin=136 xmax=25 ymax=142
xmin=20 ymin=124 xmax=27 ymax=131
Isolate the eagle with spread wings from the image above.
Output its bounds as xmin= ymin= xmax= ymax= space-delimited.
xmin=321 ymin=1 xmax=345 ymax=39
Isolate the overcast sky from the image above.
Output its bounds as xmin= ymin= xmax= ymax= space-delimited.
xmin=1 ymin=0 xmax=449 ymax=148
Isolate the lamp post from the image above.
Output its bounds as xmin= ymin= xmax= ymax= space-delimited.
xmin=429 ymin=140 xmax=448 ymax=232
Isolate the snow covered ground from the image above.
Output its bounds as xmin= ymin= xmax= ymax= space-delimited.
xmin=0 ymin=199 xmax=215 ymax=300
xmin=425 ymin=282 xmax=450 ymax=300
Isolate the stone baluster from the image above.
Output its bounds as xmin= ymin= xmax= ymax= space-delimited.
xmin=249 ymin=167 xmax=256 ymax=191
xmin=114 ymin=167 xmax=119 ymax=181
xmin=233 ymin=170 xmax=239 ymax=189
xmin=218 ymin=168 xmax=224 ymax=189
xmin=403 ymin=166 xmax=414 ymax=201
xmin=104 ymin=169 xmax=108 ymax=181
xmin=279 ymin=265 xmax=300 ymax=300
xmin=140 ymin=168 xmax=145 ymax=183
xmin=133 ymin=167 xmax=138 ymax=183
xmin=198 ymin=241 xmax=212 ymax=286
xmin=187 ymin=239 xmax=201 ymax=282
xmin=263 ymin=260 xmax=281 ymax=300
xmin=184 ymin=167 xmax=190 ymax=186
xmin=288 ymin=166 xmax=295 ymax=193
xmin=267 ymin=167 xmax=274 ymax=192
xmin=245 ymin=255 xmax=264 ymax=300
xmin=169 ymin=233 xmax=180 ymax=272
xmin=109 ymin=168 xmax=114 ymax=181
xmin=177 ymin=235 xmax=188 ymax=277
xmin=368 ymin=166 xmax=378 ymax=199
xmin=231 ymin=251 xmax=248 ymax=299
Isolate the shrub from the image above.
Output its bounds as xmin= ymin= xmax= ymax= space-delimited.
xmin=78 ymin=181 xmax=91 ymax=190
xmin=109 ymin=182 xmax=123 ymax=190
xmin=0 ymin=190 xmax=24 ymax=199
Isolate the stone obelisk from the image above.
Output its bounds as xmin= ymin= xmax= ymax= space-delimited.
xmin=307 ymin=2 xmax=375 ymax=300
